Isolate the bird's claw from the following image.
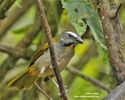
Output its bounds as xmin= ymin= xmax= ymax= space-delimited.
xmin=58 ymin=86 xmax=68 ymax=96
xmin=57 ymin=58 xmax=60 ymax=66
xmin=58 ymin=92 xmax=62 ymax=96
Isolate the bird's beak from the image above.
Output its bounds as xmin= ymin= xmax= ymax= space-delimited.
xmin=76 ymin=37 xmax=84 ymax=44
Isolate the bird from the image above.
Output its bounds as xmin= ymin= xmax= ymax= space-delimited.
xmin=7 ymin=31 xmax=83 ymax=90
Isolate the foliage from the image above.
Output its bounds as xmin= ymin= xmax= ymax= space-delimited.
xmin=0 ymin=0 xmax=124 ymax=100
xmin=12 ymin=24 xmax=31 ymax=34
xmin=61 ymin=0 xmax=111 ymax=72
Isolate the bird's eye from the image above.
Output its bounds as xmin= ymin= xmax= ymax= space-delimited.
xmin=68 ymin=34 xmax=72 ymax=38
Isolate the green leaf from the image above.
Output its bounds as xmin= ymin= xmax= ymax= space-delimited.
xmin=61 ymin=0 xmax=111 ymax=72
xmin=12 ymin=25 xmax=31 ymax=34
xmin=97 ymin=42 xmax=111 ymax=73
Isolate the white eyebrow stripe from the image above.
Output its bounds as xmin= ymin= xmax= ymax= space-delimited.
xmin=66 ymin=31 xmax=78 ymax=37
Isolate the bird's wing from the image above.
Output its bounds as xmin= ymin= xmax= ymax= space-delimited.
xmin=29 ymin=43 xmax=48 ymax=67
xmin=29 ymin=34 xmax=60 ymax=67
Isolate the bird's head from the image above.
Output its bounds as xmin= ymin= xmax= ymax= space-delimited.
xmin=59 ymin=31 xmax=83 ymax=46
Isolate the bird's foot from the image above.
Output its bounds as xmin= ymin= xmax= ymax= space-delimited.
xmin=58 ymin=85 xmax=68 ymax=96
xmin=56 ymin=58 xmax=60 ymax=66
xmin=51 ymin=79 xmax=68 ymax=95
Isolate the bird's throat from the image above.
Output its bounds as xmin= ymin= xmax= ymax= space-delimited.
xmin=66 ymin=44 xmax=75 ymax=51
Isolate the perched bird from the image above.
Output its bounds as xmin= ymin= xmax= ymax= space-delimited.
xmin=8 ymin=31 xmax=83 ymax=90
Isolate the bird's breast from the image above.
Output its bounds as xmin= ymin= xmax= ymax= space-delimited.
xmin=34 ymin=42 xmax=75 ymax=77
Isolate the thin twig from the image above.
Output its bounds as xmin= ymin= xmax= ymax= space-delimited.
xmin=0 ymin=0 xmax=34 ymax=38
xmin=65 ymin=42 xmax=97 ymax=87
xmin=34 ymin=83 xmax=53 ymax=100
xmin=103 ymin=81 xmax=125 ymax=100
xmin=115 ymin=3 xmax=122 ymax=17
xmin=0 ymin=0 xmax=16 ymax=19
xmin=0 ymin=0 xmax=3 ymax=5
xmin=0 ymin=16 xmax=42 ymax=80
xmin=36 ymin=0 xmax=68 ymax=100
xmin=66 ymin=67 xmax=112 ymax=93
xmin=0 ymin=44 xmax=31 ymax=59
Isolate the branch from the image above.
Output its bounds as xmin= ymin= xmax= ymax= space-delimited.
xmin=34 ymin=83 xmax=52 ymax=100
xmin=0 ymin=16 xmax=42 ymax=80
xmin=0 ymin=44 xmax=31 ymax=59
xmin=1 ymin=1 xmax=63 ymax=99
xmin=65 ymin=42 xmax=97 ymax=87
xmin=103 ymin=81 xmax=125 ymax=100
xmin=110 ymin=3 xmax=122 ymax=18
xmin=0 ymin=38 xmax=110 ymax=93
xmin=115 ymin=3 xmax=122 ymax=17
xmin=36 ymin=0 xmax=68 ymax=100
xmin=0 ymin=0 xmax=16 ymax=19
xmin=0 ymin=0 xmax=3 ymax=5
xmin=0 ymin=0 xmax=34 ymax=38
xmin=66 ymin=67 xmax=112 ymax=93
xmin=97 ymin=0 xmax=125 ymax=85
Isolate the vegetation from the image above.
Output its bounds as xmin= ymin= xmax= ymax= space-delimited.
xmin=0 ymin=0 xmax=124 ymax=100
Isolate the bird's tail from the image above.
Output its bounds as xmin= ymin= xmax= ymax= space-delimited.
xmin=7 ymin=65 xmax=39 ymax=90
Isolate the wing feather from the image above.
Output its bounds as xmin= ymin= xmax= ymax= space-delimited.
xmin=29 ymin=34 xmax=60 ymax=67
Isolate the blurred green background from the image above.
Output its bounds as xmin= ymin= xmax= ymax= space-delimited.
xmin=0 ymin=0 xmax=124 ymax=100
